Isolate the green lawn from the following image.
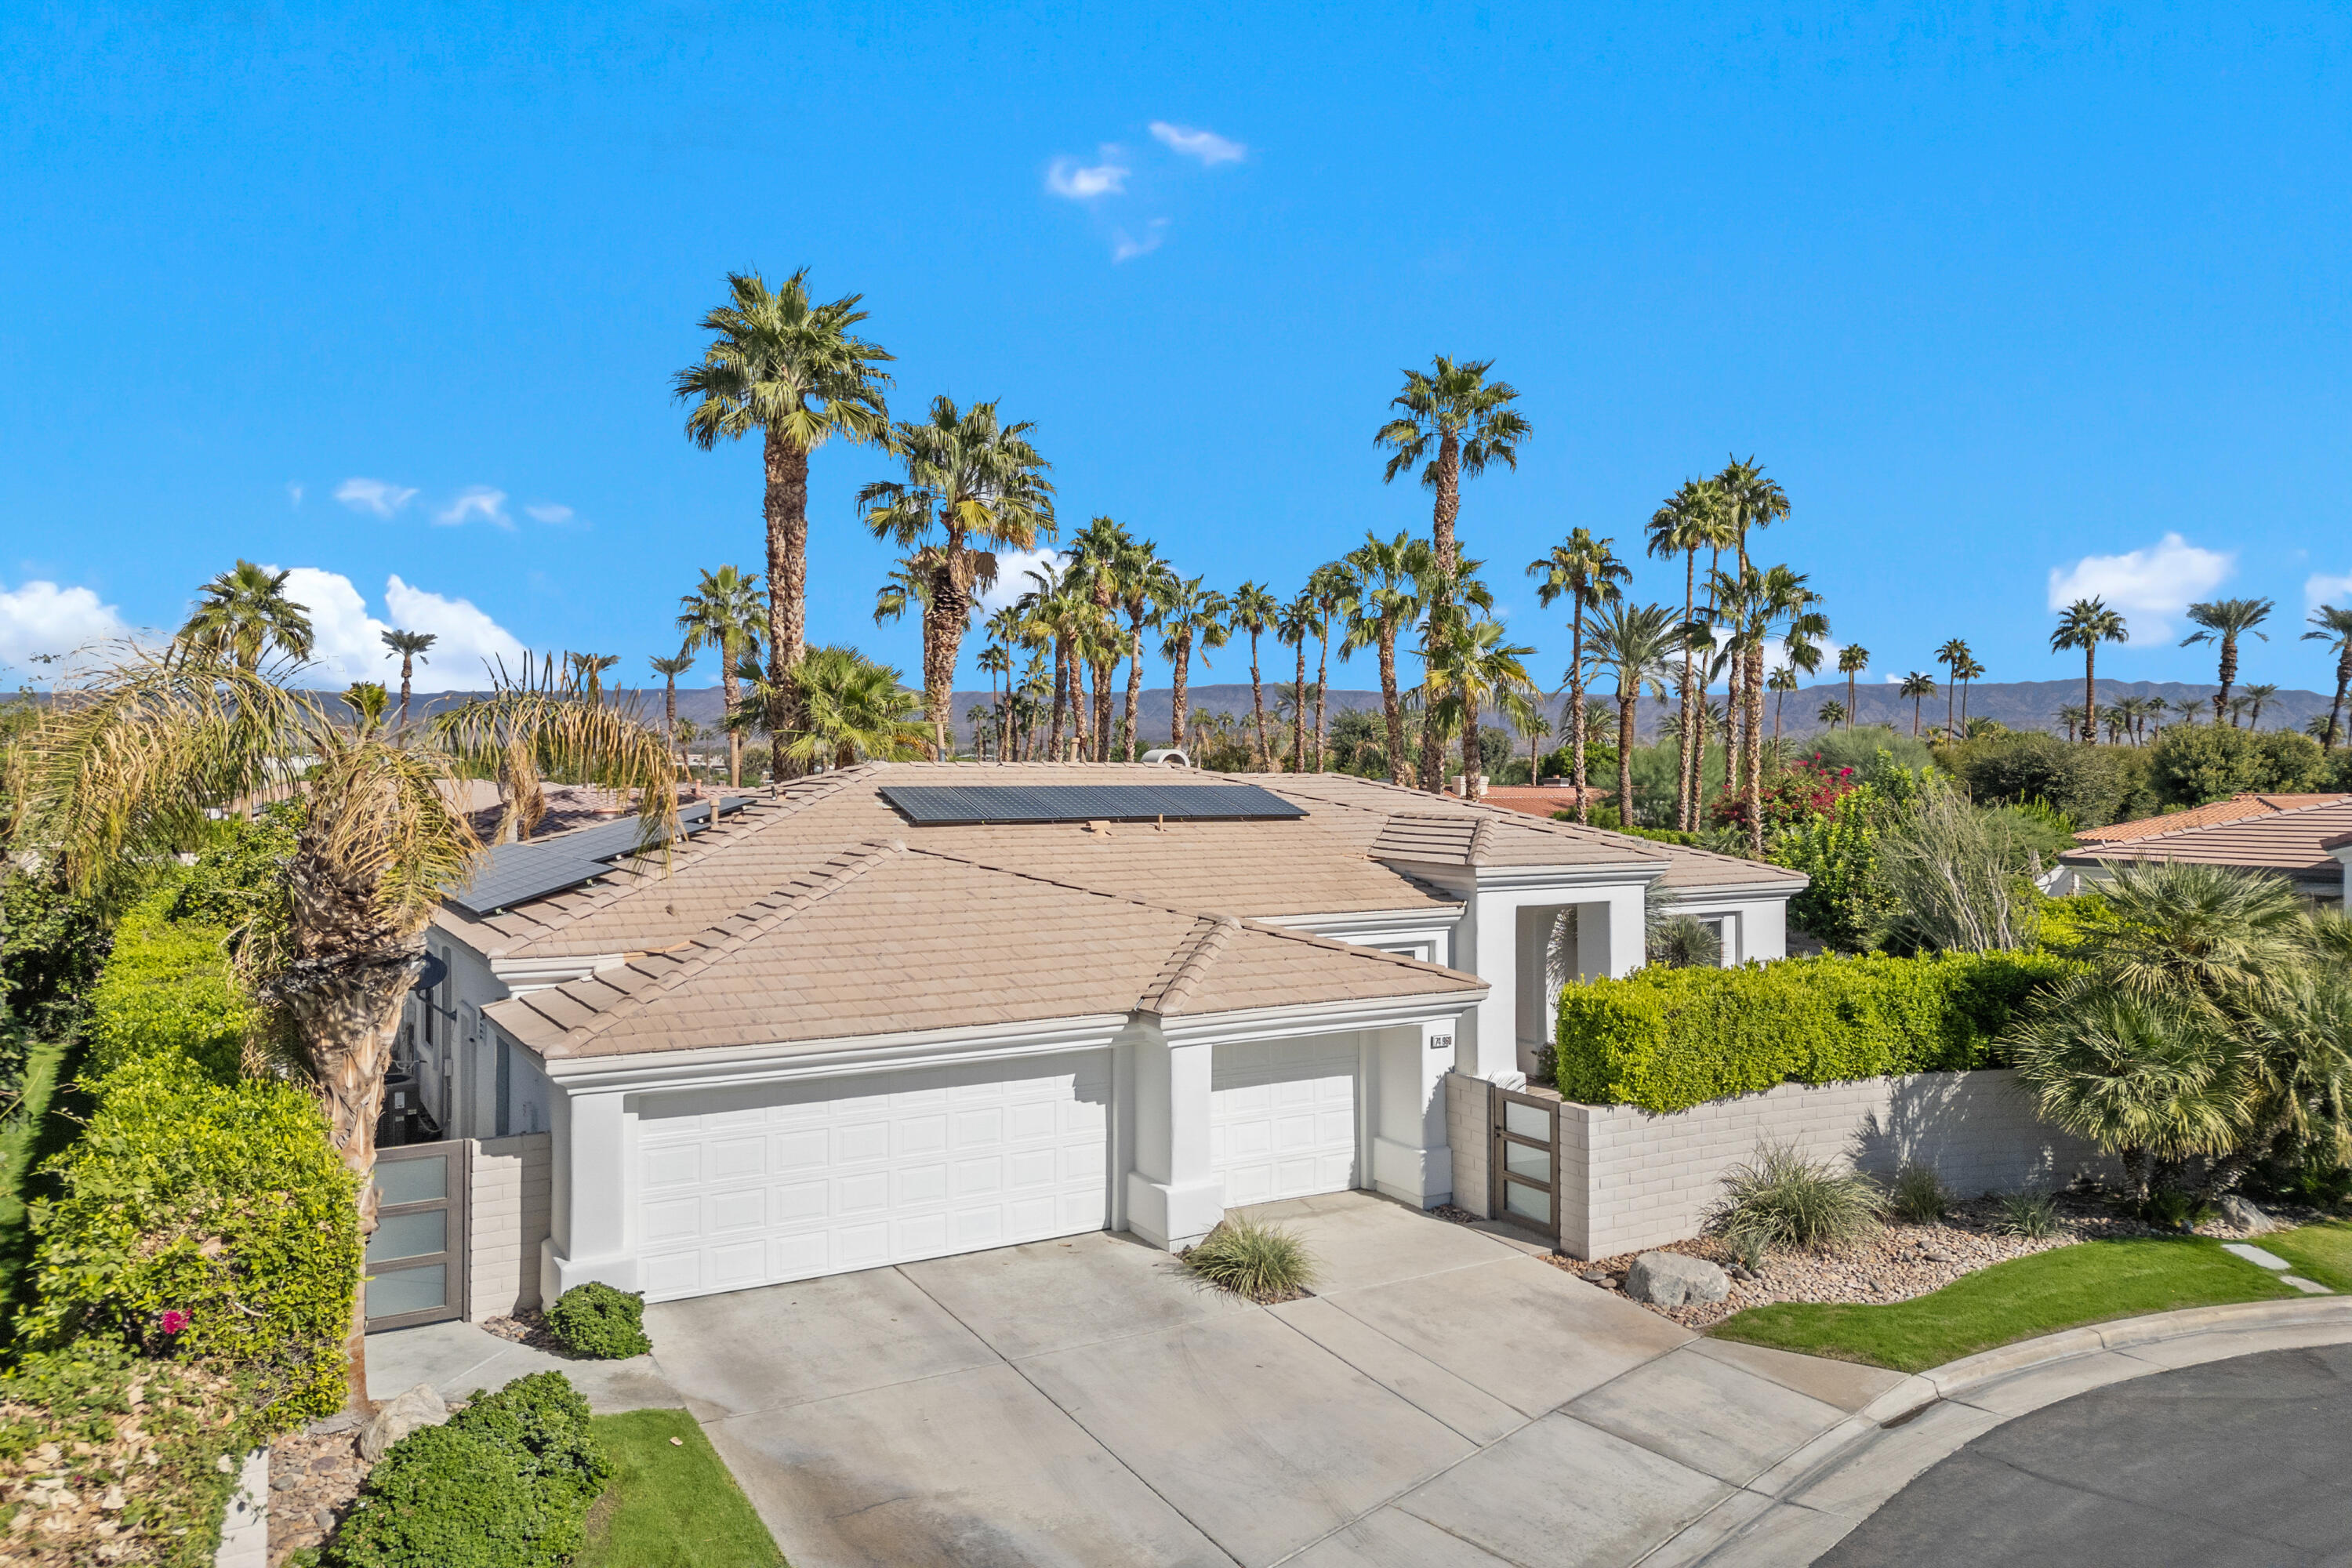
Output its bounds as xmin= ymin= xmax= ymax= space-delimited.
xmin=1710 ymin=1234 xmax=2311 ymax=1373
xmin=2262 ymin=1220 xmax=2352 ymax=1292
xmin=582 ymin=1408 xmax=786 ymax=1568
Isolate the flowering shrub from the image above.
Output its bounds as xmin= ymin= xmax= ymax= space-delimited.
xmin=1709 ymin=754 xmax=1863 ymax=834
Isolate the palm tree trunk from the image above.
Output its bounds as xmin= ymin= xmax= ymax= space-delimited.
xmin=1461 ymin=695 xmax=1481 ymax=797
xmin=1049 ymin=637 xmax=1069 ymax=761
xmin=2216 ymin=635 xmax=2238 ymax=722
xmin=664 ymin=677 xmax=679 ymax=778
xmin=2084 ymin=651 xmax=2098 ymax=745
xmin=761 ymin=428 xmax=811 ymax=774
xmin=1569 ymin=599 xmax=1590 ymax=825
xmin=1314 ymin=627 xmax=1331 ymax=771
xmin=2327 ymin=650 xmax=2350 ymax=750
xmin=720 ymin=641 xmax=743 ymax=789
xmin=1944 ymin=677 xmax=1956 ymax=740
xmin=1292 ymin=641 xmax=1308 ymax=774
xmin=1744 ymin=644 xmax=1766 ymax=857
xmin=1431 ymin=435 xmax=1461 ymax=571
xmin=398 ymin=655 xmax=414 ymax=731
xmin=1248 ymin=631 xmax=1272 ymax=771
xmin=1377 ymin=626 xmax=1405 ymax=786
xmin=1123 ymin=619 xmax=1145 ymax=761
xmin=1678 ymin=550 xmax=1697 ymax=830
xmin=921 ymin=580 xmax=965 ymax=760
xmin=1617 ymin=692 xmax=1637 ymax=829
xmin=1416 ymin=612 xmax=1449 ymax=795
xmin=1170 ymin=633 xmax=1192 ymax=749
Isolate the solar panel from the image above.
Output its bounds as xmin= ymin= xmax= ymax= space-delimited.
xmin=877 ymin=782 xmax=1308 ymax=826
xmin=445 ymin=796 xmax=751 ymax=914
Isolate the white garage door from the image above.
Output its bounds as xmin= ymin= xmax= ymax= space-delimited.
xmin=1211 ymin=1036 xmax=1359 ymax=1206
xmin=634 ymin=1052 xmax=1110 ymax=1302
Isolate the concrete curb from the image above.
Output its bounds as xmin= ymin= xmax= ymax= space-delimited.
xmin=1640 ymin=1296 xmax=2352 ymax=1567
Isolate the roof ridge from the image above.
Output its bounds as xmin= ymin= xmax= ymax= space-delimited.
xmin=542 ymin=837 xmax=908 ymax=1054
xmin=2078 ymin=794 xmax=2352 ymax=851
xmin=1139 ymin=914 xmax=1239 ymax=1015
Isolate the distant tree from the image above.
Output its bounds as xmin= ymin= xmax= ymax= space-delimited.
xmin=1838 ymin=644 xmax=1870 ymax=728
xmin=1422 ymin=612 xmax=1537 ymax=792
xmin=2052 ymin=598 xmax=2129 ymax=744
xmin=1230 ymin=582 xmax=1279 ymax=771
xmin=2242 ymin=683 xmax=2279 ymax=731
xmin=1276 ymin=589 xmax=1323 ymax=774
xmin=2303 ymin=604 xmax=2352 ymax=752
xmin=2180 ymin=597 xmax=2273 ymax=724
xmin=768 ymin=645 xmax=930 ymax=769
xmin=647 ymin=652 xmax=696 ymax=774
xmin=1899 ymin=670 xmax=1936 ymax=737
xmin=1374 ymin=356 xmax=1530 ymax=574
xmin=1307 ymin=561 xmax=1355 ymax=771
xmin=1156 ymin=578 xmax=1230 ymax=751
xmin=1815 ymin=699 xmax=1848 ymax=731
xmin=1935 ymin=638 xmax=1972 ymax=739
xmin=1582 ymin=602 xmax=1679 ymax=829
xmin=2057 ymin=703 xmax=2087 ymax=743
xmin=1643 ymin=481 xmax=1726 ymax=829
xmin=1527 ymin=528 xmax=1629 ymax=823
xmin=1344 ymin=533 xmax=1436 ymax=788
xmin=1768 ymin=666 xmax=1798 ymax=741
xmin=180 ymin=560 xmax=315 ymax=670
xmin=380 ymin=630 xmax=437 ymax=730
xmin=677 ymin=564 xmax=764 ymax=787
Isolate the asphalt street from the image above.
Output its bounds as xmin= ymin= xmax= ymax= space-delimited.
xmin=1820 ymin=1345 xmax=2352 ymax=1567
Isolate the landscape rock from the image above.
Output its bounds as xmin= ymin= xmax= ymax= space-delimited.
xmin=2220 ymin=1196 xmax=2274 ymax=1235
xmin=1625 ymin=1250 xmax=1730 ymax=1307
xmin=358 ymin=1384 xmax=448 ymax=1462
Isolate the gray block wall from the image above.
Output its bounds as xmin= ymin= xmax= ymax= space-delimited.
xmin=468 ymin=1133 xmax=553 ymax=1320
xmin=1444 ymin=1072 xmax=1491 ymax=1218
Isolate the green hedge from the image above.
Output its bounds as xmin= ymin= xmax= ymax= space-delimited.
xmin=1555 ymin=950 xmax=2068 ymax=1113
xmin=85 ymin=892 xmax=256 ymax=1082
xmin=18 ymin=1052 xmax=360 ymax=1424
xmin=546 ymin=1281 xmax=651 ymax=1359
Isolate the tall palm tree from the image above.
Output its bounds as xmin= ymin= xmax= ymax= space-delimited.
xmin=1838 ymin=644 xmax=1870 ymax=727
xmin=1816 ymin=699 xmax=1849 ymax=731
xmin=1581 ymin=602 xmax=1679 ymax=830
xmin=975 ymin=642 xmax=1012 ymax=762
xmin=1768 ymin=666 xmax=1798 ymax=740
xmin=1342 ymin=533 xmax=1435 ymax=789
xmin=1306 ymin=561 xmax=1355 ymax=771
xmin=2052 ymin=597 xmax=2129 ymax=744
xmin=1276 ymin=590 xmax=1323 ymax=774
xmin=677 ymin=565 xmax=764 ymax=788
xmin=1117 ymin=544 xmax=1176 ymax=761
xmin=2180 ymin=597 xmax=2274 ymax=724
xmin=1519 ymin=706 xmax=1555 ymax=785
xmin=1065 ymin=518 xmax=1138 ymax=760
xmin=12 ymin=647 xmax=677 ymax=1403
xmin=1712 ymin=459 xmax=1791 ymax=789
xmin=2303 ymin=604 xmax=2352 ymax=751
xmin=675 ymin=270 xmax=893 ymax=764
xmin=1899 ymin=670 xmax=1936 ymax=736
xmin=1526 ymin=528 xmax=1628 ymax=824
xmin=2056 ymin=703 xmax=2087 ymax=743
xmin=1643 ymin=481 xmax=1722 ymax=829
xmin=857 ymin=395 xmax=1057 ymax=755
xmin=565 ymin=653 xmax=621 ymax=704
xmin=1422 ymin=614 xmax=1537 ymax=793
xmin=1935 ymin=638 xmax=1972 ymax=739
xmin=1954 ymin=652 xmax=1987 ymax=734
xmin=1711 ymin=562 xmax=1826 ymax=848
xmin=1230 ymin=581 xmax=1279 ymax=771
xmin=1156 ymin=578 xmax=1230 ymax=750
xmin=180 ymin=560 xmax=316 ymax=670
xmin=647 ymin=652 xmax=697 ymax=775
xmin=379 ymin=630 xmax=437 ymax=731
xmin=2242 ymin=683 xmax=2279 ymax=731
xmin=765 ymin=645 xmax=931 ymax=769
xmin=1373 ymin=356 xmax=1530 ymax=573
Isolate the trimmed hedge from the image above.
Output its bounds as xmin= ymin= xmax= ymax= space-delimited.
xmin=18 ymin=1053 xmax=360 ymax=1424
xmin=325 ymin=1371 xmax=612 ymax=1568
xmin=85 ymin=892 xmax=256 ymax=1082
xmin=546 ymin=1281 xmax=652 ymax=1359
xmin=1555 ymin=950 xmax=2068 ymax=1114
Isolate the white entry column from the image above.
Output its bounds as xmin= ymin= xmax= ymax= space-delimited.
xmin=1370 ymin=1021 xmax=1456 ymax=1206
xmin=1125 ymin=1025 xmax=1223 ymax=1251
xmin=543 ymin=1087 xmax=637 ymax=1301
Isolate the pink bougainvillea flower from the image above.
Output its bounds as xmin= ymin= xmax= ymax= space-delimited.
xmin=159 ymin=1310 xmax=191 ymax=1335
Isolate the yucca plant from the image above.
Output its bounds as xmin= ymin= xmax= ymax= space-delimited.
xmin=1887 ymin=1163 xmax=1949 ymax=1225
xmin=1705 ymin=1142 xmax=1885 ymax=1254
xmin=1994 ymin=1189 xmax=2062 ymax=1240
xmin=1184 ymin=1218 xmax=1318 ymax=1302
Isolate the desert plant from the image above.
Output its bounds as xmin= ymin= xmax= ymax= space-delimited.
xmin=1887 ymin=1162 xmax=1949 ymax=1224
xmin=1183 ymin=1218 xmax=1317 ymax=1301
xmin=1705 ymin=1142 xmax=1886 ymax=1254
xmin=1994 ymin=1189 xmax=2062 ymax=1239
xmin=2140 ymin=1187 xmax=2217 ymax=1232
xmin=1875 ymin=782 xmax=2038 ymax=953
xmin=545 ymin=1280 xmax=651 ymax=1359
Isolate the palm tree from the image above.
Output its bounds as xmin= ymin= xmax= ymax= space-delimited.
xmin=1644 ymin=481 xmax=1722 ymax=829
xmin=677 ymin=565 xmax=764 ymax=788
xmin=647 ymin=652 xmax=697 ymax=775
xmin=1712 ymin=459 xmax=1791 ymax=789
xmin=379 ymin=630 xmax=437 ymax=730
xmin=1342 ymin=533 xmax=1434 ymax=789
xmin=2052 ymin=597 xmax=2129 ymax=743
xmin=1935 ymin=638 xmax=1971 ymax=739
xmin=1838 ymin=644 xmax=1870 ymax=727
xmin=1307 ymin=561 xmax=1355 ymax=771
xmin=1276 ymin=590 xmax=1324 ymax=774
xmin=2180 ymin=597 xmax=2274 ymax=724
xmin=1231 ymin=581 xmax=1279 ymax=771
xmin=2243 ymin=683 xmax=2279 ymax=731
xmin=2303 ymin=604 xmax=2352 ymax=751
xmin=180 ymin=560 xmax=316 ymax=670
xmin=2056 ymin=703 xmax=2087 ymax=743
xmin=1374 ymin=356 xmax=1530 ymax=573
xmin=1065 ymin=518 xmax=1139 ymax=760
xmin=675 ymin=270 xmax=893 ymax=764
xmin=2169 ymin=695 xmax=2206 ymax=728
xmin=13 ymin=647 xmax=677 ymax=1403
xmin=1954 ymin=652 xmax=1987 ymax=734
xmin=1712 ymin=561 xmax=1826 ymax=845
xmin=1769 ymin=666 xmax=1798 ymax=739
xmin=975 ymin=641 xmax=1012 ymax=762
xmin=1581 ymin=602 xmax=1679 ymax=830
xmin=566 ymin=653 xmax=621 ymax=704
xmin=1156 ymin=578 xmax=1230 ymax=750
xmin=1526 ymin=528 xmax=1628 ymax=824
xmin=1899 ymin=670 xmax=1936 ymax=737
xmin=857 ymin=396 xmax=1057 ymax=755
xmin=1519 ymin=706 xmax=1555 ymax=785
xmin=1422 ymin=614 xmax=1537 ymax=794
xmin=1117 ymin=543 xmax=1176 ymax=762
xmin=1816 ymin=699 xmax=1848 ymax=731
xmin=767 ymin=645 xmax=931 ymax=769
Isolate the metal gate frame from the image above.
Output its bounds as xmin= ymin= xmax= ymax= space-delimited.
xmin=1490 ymin=1083 xmax=1561 ymax=1244
xmin=365 ymin=1140 xmax=470 ymax=1332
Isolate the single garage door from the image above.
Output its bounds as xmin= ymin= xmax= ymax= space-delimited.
xmin=1210 ymin=1036 xmax=1359 ymax=1207
xmin=634 ymin=1052 xmax=1110 ymax=1301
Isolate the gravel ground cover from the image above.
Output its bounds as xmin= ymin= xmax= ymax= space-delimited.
xmin=265 ymin=1420 xmax=369 ymax=1565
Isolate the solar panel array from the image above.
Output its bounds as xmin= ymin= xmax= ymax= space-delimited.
xmin=447 ymin=797 xmax=751 ymax=914
xmin=877 ymin=781 xmax=1308 ymax=826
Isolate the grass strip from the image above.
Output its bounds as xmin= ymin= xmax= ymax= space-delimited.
xmin=1709 ymin=1235 xmax=2303 ymax=1373
xmin=581 ymin=1407 xmax=786 ymax=1568
xmin=2261 ymin=1220 xmax=2352 ymax=1293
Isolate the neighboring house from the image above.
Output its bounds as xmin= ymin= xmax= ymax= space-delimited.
xmin=2053 ymin=793 xmax=2352 ymax=905
xmin=401 ymin=764 xmax=1804 ymax=1308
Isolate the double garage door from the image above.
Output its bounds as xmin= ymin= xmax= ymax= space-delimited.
xmin=633 ymin=1037 xmax=1361 ymax=1302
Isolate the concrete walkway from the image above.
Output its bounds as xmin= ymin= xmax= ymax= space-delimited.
xmin=640 ymin=1192 xmax=1902 ymax=1568
xmin=364 ymin=1317 xmax=679 ymax=1413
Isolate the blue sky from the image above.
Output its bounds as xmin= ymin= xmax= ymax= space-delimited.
xmin=5 ymin=2 xmax=2350 ymax=699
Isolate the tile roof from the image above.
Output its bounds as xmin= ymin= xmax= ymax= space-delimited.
xmin=2059 ymin=797 xmax=2352 ymax=882
xmin=485 ymin=841 xmax=1484 ymax=1059
xmin=2074 ymin=793 xmax=2352 ymax=844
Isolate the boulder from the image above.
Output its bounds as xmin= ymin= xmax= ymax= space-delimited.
xmin=1624 ymin=1251 xmax=1730 ymax=1308
xmin=2220 ymin=1196 xmax=2274 ymax=1235
xmin=359 ymin=1384 xmax=448 ymax=1462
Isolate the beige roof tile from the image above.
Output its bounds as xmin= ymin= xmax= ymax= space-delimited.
xmin=2060 ymin=797 xmax=2352 ymax=882
xmin=2075 ymin=793 xmax=2352 ymax=844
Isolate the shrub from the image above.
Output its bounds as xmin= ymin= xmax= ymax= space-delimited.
xmin=0 ymin=867 xmax=107 ymax=1044
xmin=1646 ymin=915 xmax=1723 ymax=969
xmin=1888 ymin=1163 xmax=1949 ymax=1224
xmin=1946 ymin=730 xmax=2155 ymax=828
xmin=449 ymin=1371 xmax=612 ymax=1498
xmin=1555 ymin=949 xmax=2067 ymax=1113
xmin=1706 ymin=1142 xmax=1885 ymax=1254
xmin=2141 ymin=1187 xmax=2216 ymax=1231
xmin=1773 ymin=782 xmax=1904 ymax=953
xmin=546 ymin=1281 xmax=652 ymax=1359
xmin=85 ymin=891 xmax=256 ymax=1082
xmin=2148 ymin=724 xmax=2329 ymax=808
xmin=1876 ymin=784 xmax=2041 ymax=953
xmin=1994 ymin=1189 xmax=2062 ymax=1239
xmin=18 ymin=1053 xmax=360 ymax=1425
xmin=1183 ymin=1218 xmax=1317 ymax=1301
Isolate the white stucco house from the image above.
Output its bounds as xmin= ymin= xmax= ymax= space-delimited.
xmin=396 ymin=764 xmax=1804 ymax=1310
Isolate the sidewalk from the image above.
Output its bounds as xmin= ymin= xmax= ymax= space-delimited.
xmin=362 ymin=1318 xmax=680 ymax=1412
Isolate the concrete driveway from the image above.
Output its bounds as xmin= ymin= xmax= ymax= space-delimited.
xmin=644 ymin=1192 xmax=1906 ymax=1567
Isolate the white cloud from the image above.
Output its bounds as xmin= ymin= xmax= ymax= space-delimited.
xmin=287 ymin=482 xmax=304 ymax=508
xmin=435 ymin=486 xmax=511 ymax=528
xmin=1112 ymin=220 xmax=1169 ymax=262
xmin=2045 ymin=532 xmax=2233 ymax=638
xmin=334 ymin=477 xmax=419 ymax=518
xmin=978 ymin=547 xmax=1072 ymax=612
xmin=2306 ymin=570 xmax=2352 ymax=610
xmin=273 ymin=568 xmax=528 ymax=689
xmin=1149 ymin=122 xmax=1245 ymax=165
xmin=1046 ymin=153 xmax=1129 ymax=199
xmin=524 ymin=502 xmax=575 ymax=524
xmin=0 ymin=579 xmax=130 ymax=677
